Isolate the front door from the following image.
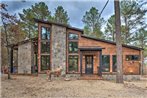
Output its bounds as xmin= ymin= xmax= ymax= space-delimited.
xmin=85 ymin=55 xmax=93 ymax=74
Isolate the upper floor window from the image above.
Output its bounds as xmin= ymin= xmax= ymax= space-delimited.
xmin=68 ymin=33 xmax=78 ymax=40
xmin=41 ymin=41 xmax=50 ymax=53
xmin=69 ymin=42 xmax=78 ymax=53
xmin=41 ymin=27 xmax=50 ymax=40
xmin=126 ymin=55 xmax=140 ymax=61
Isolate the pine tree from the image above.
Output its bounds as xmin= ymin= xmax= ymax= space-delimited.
xmin=54 ymin=6 xmax=69 ymax=25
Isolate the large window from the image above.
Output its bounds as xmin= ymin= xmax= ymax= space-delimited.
xmin=69 ymin=42 xmax=78 ymax=53
xmin=40 ymin=26 xmax=51 ymax=71
xmin=102 ymin=55 xmax=110 ymax=72
xmin=126 ymin=55 xmax=140 ymax=61
xmin=68 ymin=33 xmax=79 ymax=73
xmin=112 ymin=55 xmax=117 ymax=72
xmin=41 ymin=56 xmax=50 ymax=70
xmin=68 ymin=56 xmax=78 ymax=72
xmin=68 ymin=33 xmax=78 ymax=40
xmin=41 ymin=27 xmax=50 ymax=40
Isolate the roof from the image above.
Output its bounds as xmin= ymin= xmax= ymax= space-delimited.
xmin=7 ymin=37 xmax=38 ymax=49
xmin=34 ymin=18 xmax=84 ymax=33
xmin=79 ymin=46 xmax=104 ymax=51
xmin=81 ymin=35 xmax=143 ymax=50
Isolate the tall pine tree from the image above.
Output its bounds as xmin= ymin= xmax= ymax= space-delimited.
xmin=19 ymin=2 xmax=52 ymax=38
xmin=54 ymin=6 xmax=69 ymax=25
xmin=82 ymin=7 xmax=105 ymax=38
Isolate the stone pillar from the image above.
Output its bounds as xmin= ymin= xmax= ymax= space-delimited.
xmin=18 ymin=42 xmax=32 ymax=74
xmin=51 ymin=25 xmax=66 ymax=76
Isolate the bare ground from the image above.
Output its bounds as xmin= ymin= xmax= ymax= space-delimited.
xmin=1 ymin=74 xmax=147 ymax=98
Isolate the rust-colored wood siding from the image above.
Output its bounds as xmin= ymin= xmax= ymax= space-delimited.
xmin=79 ymin=36 xmax=141 ymax=75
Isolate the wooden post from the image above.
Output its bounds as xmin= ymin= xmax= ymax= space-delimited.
xmin=38 ymin=23 xmax=41 ymax=73
xmin=80 ymin=52 xmax=83 ymax=76
xmin=10 ymin=47 xmax=13 ymax=73
xmin=98 ymin=50 xmax=102 ymax=76
xmin=140 ymin=50 xmax=143 ymax=75
xmin=110 ymin=55 xmax=113 ymax=72
xmin=114 ymin=0 xmax=123 ymax=83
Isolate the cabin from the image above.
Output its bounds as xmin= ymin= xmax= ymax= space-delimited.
xmin=9 ymin=19 xmax=144 ymax=80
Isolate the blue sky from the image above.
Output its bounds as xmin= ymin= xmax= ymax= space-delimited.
xmin=1 ymin=0 xmax=115 ymax=29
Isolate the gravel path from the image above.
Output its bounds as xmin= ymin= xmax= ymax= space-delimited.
xmin=1 ymin=74 xmax=147 ymax=98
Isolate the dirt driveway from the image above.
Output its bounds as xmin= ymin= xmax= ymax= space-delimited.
xmin=1 ymin=74 xmax=147 ymax=98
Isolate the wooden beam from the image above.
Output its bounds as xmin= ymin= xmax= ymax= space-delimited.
xmin=10 ymin=47 xmax=13 ymax=73
xmin=80 ymin=52 xmax=82 ymax=76
xmin=98 ymin=50 xmax=102 ymax=76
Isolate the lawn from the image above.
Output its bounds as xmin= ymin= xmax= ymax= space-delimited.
xmin=1 ymin=74 xmax=147 ymax=98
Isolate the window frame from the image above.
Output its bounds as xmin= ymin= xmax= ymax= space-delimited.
xmin=102 ymin=55 xmax=110 ymax=72
xmin=67 ymin=32 xmax=79 ymax=73
xmin=41 ymin=26 xmax=51 ymax=40
xmin=68 ymin=55 xmax=79 ymax=72
xmin=40 ymin=26 xmax=51 ymax=71
xmin=126 ymin=55 xmax=140 ymax=61
xmin=68 ymin=42 xmax=78 ymax=53
xmin=68 ymin=33 xmax=79 ymax=40
xmin=41 ymin=41 xmax=50 ymax=54
xmin=112 ymin=55 xmax=117 ymax=72
xmin=41 ymin=55 xmax=50 ymax=71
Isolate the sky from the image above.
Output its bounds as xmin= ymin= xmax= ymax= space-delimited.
xmin=1 ymin=0 xmax=115 ymax=29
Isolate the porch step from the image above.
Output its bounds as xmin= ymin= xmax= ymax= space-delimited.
xmin=80 ymin=75 xmax=103 ymax=80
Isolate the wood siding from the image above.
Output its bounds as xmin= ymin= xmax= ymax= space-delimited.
xmin=79 ymin=37 xmax=141 ymax=75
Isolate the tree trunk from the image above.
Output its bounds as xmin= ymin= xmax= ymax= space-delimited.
xmin=3 ymin=24 xmax=11 ymax=79
xmin=114 ymin=0 xmax=123 ymax=83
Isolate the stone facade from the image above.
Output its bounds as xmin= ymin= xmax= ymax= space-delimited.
xmin=102 ymin=75 xmax=141 ymax=81
xmin=51 ymin=25 xmax=66 ymax=75
xmin=18 ymin=42 xmax=33 ymax=74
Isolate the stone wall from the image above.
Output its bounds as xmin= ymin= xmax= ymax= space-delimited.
xmin=51 ymin=25 xmax=66 ymax=75
xmin=18 ymin=42 xmax=33 ymax=74
xmin=102 ymin=74 xmax=141 ymax=81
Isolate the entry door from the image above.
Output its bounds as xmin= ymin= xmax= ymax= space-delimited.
xmin=85 ymin=55 xmax=93 ymax=74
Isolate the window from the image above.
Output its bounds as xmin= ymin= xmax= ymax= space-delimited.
xmin=102 ymin=55 xmax=110 ymax=72
xmin=68 ymin=32 xmax=79 ymax=73
xmin=41 ymin=42 xmax=50 ymax=53
xmin=40 ymin=26 xmax=51 ymax=71
xmin=126 ymin=55 xmax=140 ymax=61
xmin=41 ymin=56 xmax=50 ymax=70
xmin=69 ymin=42 xmax=78 ymax=53
xmin=68 ymin=33 xmax=78 ymax=40
xmin=68 ymin=56 xmax=78 ymax=72
xmin=112 ymin=55 xmax=117 ymax=72
xmin=41 ymin=27 xmax=50 ymax=40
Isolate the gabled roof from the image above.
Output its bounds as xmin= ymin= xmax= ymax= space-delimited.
xmin=81 ymin=35 xmax=143 ymax=50
xmin=34 ymin=18 xmax=84 ymax=33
